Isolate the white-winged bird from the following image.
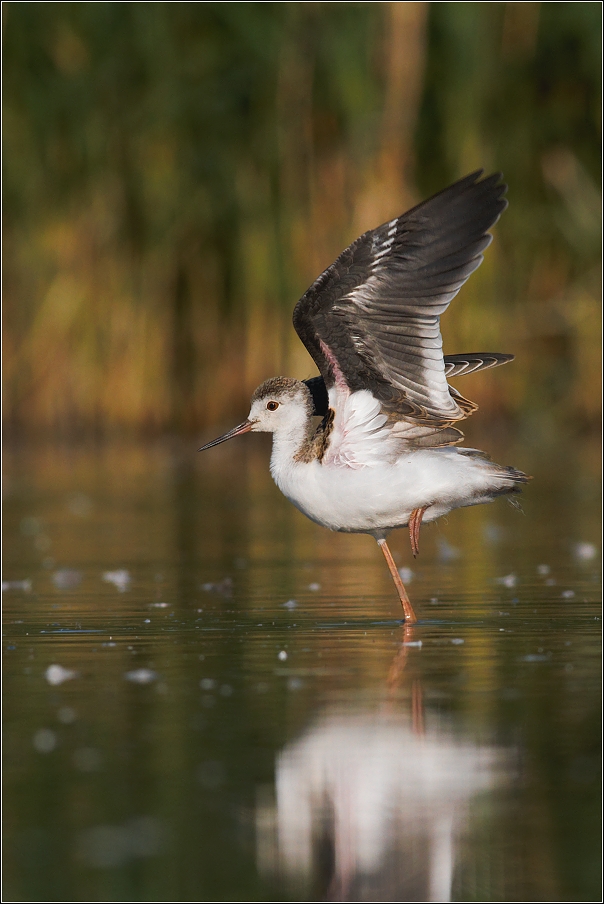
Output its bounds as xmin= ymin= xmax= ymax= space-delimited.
xmin=199 ymin=172 xmax=528 ymax=622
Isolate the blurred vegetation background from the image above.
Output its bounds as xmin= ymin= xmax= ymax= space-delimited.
xmin=3 ymin=1 xmax=601 ymax=439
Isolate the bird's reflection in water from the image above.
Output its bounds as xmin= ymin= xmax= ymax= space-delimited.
xmin=257 ymin=631 xmax=513 ymax=902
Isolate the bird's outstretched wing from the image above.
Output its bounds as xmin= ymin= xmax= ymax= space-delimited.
xmin=293 ymin=171 xmax=508 ymax=426
xmin=304 ymin=352 xmax=514 ymax=417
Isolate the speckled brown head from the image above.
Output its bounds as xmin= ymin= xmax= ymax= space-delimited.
xmin=198 ymin=377 xmax=314 ymax=451
xmin=251 ymin=377 xmax=314 ymax=416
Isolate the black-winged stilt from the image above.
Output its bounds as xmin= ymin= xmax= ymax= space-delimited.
xmin=199 ymin=171 xmax=528 ymax=622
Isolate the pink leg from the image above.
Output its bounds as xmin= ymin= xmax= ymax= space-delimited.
xmin=377 ymin=538 xmax=418 ymax=623
xmin=409 ymin=506 xmax=427 ymax=558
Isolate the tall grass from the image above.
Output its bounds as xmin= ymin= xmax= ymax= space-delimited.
xmin=3 ymin=2 xmax=600 ymax=437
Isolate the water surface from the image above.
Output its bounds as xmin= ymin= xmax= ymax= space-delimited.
xmin=3 ymin=436 xmax=601 ymax=901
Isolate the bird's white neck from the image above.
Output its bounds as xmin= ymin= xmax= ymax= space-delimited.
xmin=269 ymin=419 xmax=314 ymax=476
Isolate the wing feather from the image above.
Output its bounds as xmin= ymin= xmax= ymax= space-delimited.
xmin=293 ymin=171 xmax=508 ymax=424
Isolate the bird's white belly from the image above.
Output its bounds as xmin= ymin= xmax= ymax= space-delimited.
xmin=271 ymin=448 xmax=504 ymax=534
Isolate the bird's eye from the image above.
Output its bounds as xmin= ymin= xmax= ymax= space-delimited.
xmin=266 ymin=401 xmax=279 ymax=411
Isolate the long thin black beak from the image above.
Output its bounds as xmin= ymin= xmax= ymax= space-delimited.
xmin=198 ymin=420 xmax=255 ymax=452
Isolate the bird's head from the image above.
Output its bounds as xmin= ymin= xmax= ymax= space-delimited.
xmin=198 ymin=377 xmax=313 ymax=451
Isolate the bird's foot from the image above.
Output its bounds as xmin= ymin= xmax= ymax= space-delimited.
xmin=409 ymin=506 xmax=427 ymax=558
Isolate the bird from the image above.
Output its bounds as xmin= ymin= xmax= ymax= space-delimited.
xmin=199 ymin=171 xmax=528 ymax=623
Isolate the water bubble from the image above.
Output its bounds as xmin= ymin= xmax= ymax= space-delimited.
xmin=437 ymin=537 xmax=460 ymax=562
xmin=57 ymin=706 xmax=77 ymax=724
xmin=102 ymin=569 xmax=131 ymax=592
xmin=52 ymin=569 xmax=82 ymax=590
xmin=278 ymin=650 xmax=288 ymax=661
xmin=125 ymin=669 xmax=157 ymax=684
xmin=200 ymin=577 xmax=233 ymax=597
xmin=537 ymin=564 xmax=550 ymax=576
xmin=33 ymin=728 xmax=57 ymax=753
xmin=283 ymin=599 xmax=297 ymax=609
xmin=573 ymin=542 xmax=597 ymax=561
xmin=45 ymin=664 xmax=78 ymax=685
xmin=483 ymin=523 xmax=503 ymax=543
xmin=308 ymin=583 xmax=321 ymax=592
xmin=495 ymin=573 xmax=517 ymax=589
xmin=398 ymin=567 xmax=413 ymax=583
xmin=2 ymin=579 xmax=32 ymax=592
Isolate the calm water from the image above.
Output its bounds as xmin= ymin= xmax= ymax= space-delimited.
xmin=3 ymin=434 xmax=601 ymax=902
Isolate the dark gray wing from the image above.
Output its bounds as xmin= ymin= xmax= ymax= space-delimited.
xmin=293 ymin=171 xmax=507 ymax=423
xmin=305 ymin=352 xmax=514 ymax=417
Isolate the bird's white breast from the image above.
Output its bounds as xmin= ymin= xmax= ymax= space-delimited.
xmin=270 ymin=444 xmax=505 ymax=535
